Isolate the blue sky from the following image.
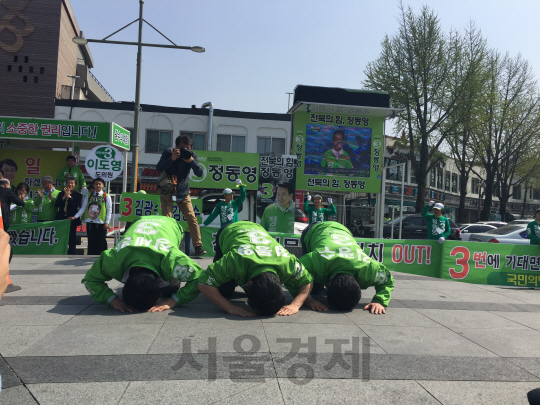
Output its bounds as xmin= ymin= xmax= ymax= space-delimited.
xmin=71 ymin=0 xmax=540 ymax=135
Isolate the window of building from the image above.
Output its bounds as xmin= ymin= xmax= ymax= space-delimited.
xmin=257 ymin=137 xmax=285 ymax=155
xmin=493 ymin=184 xmax=499 ymax=197
xmin=436 ymin=169 xmax=443 ymax=189
xmin=33 ymin=76 xmax=38 ymax=83
xmin=29 ymin=66 xmax=33 ymax=73
xmin=13 ymin=55 xmax=18 ymax=62
xmin=472 ymin=179 xmax=479 ymax=194
xmin=430 ymin=170 xmax=436 ymax=187
xmin=40 ymin=67 xmax=44 ymax=74
xmin=384 ymin=158 xmax=408 ymax=182
xmin=451 ymin=173 xmax=458 ymax=193
xmin=24 ymin=56 xmax=29 ymax=63
xmin=146 ymin=130 xmax=172 ymax=153
xmin=22 ymin=76 xmax=27 ymax=82
xmin=18 ymin=66 xmax=23 ymax=72
xmin=7 ymin=65 xmax=11 ymax=72
xmin=217 ymin=134 xmax=245 ymax=153
xmin=514 ymin=185 xmax=521 ymax=200
xmin=445 ymin=172 xmax=451 ymax=191
xmin=181 ymin=132 xmax=206 ymax=151
xmin=534 ymin=189 xmax=540 ymax=200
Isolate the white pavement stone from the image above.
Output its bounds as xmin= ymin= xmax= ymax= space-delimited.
xmin=361 ymin=325 xmax=498 ymax=357
xmin=119 ymin=379 xmax=280 ymax=405
xmin=19 ymin=324 xmax=163 ymax=356
xmin=0 ymin=325 xmax=58 ymax=357
xmin=418 ymin=380 xmax=540 ymax=405
xmin=455 ymin=328 xmax=540 ymax=358
xmin=278 ymin=378 xmax=440 ymax=405
xmin=28 ymin=382 xmax=129 ymax=405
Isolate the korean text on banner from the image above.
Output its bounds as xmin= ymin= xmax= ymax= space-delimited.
xmin=8 ymin=220 xmax=70 ymax=255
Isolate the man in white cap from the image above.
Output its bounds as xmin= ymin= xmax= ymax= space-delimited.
xmin=202 ymin=179 xmax=246 ymax=228
xmin=422 ymin=201 xmax=451 ymax=243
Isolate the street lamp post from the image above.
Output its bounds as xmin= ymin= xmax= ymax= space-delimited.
xmin=73 ymin=0 xmax=205 ymax=192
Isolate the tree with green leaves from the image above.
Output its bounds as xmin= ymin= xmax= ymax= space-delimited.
xmin=364 ymin=3 xmax=477 ymax=212
xmin=472 ymin=51 xmax=540 ymax=221
xmin=443 ymin=23 xmax=489 ymax=223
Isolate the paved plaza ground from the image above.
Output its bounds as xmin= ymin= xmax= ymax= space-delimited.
xmin=1 ymin=255 xmax=540 ymax=404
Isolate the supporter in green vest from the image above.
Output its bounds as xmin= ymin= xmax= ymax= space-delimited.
xmin=10 ymin=183 xmax=35 ymax=225
xmin=421 ymin=201 xmax=451 ymax=243
xmin=82 ymin=177 xmax=112 ymax=255
xmin=260 ymin=181 xmax=295 ymax=233
xmin=202 ymin=179 xmax=246 ymax=227
xmin=197 ymin=221 xmax=313 ymax=317
xmin=526 ymin=209 xmax=540 ymax=245
xmin=300 ymin=221 xmax=395 ymax=314
xmin=82 ymin=216 xmax=203 ymax=312
xmin=34 ymin=175 xmax=60 ymax=221
xmin=303 ymin=194 xmax=336 ymax=224
xmin=57 ymin=155 xmax=86 ymax=191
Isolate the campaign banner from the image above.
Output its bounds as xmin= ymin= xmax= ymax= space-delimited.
xmin=189 ymin=151 xmax=259 ymax=190
xmin=8 ymin=220 xmax=70 ymax=255
xmin=198 ymin=229 xmax=540 ymax=288
xmin=0 ymin=117 xmax=130 ymax=150
xmin=0 ymin=149 xmax=72 ymax=199
xmin=257 ymin=155 xmax=297 ymax=234
xmin=119 ymin=192 xmax=202 ymax=231
xmin=293 ymin=111 xmax=383 ymax=193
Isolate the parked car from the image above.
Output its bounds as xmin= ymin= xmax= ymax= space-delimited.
xmin=364 ymin=214 xmax=461 ymax=240
xmin=459 ymin=224 xmax=497 ymax=241
xmin=508 ymin=219 xmax=533 ymax=225
xmin=476 ymin=221 xmax=507 ymax=228
xmin=295 ymin=209 xmax=308 ymax=223
xmin=469 ymin=224 xmax=530 ymax=244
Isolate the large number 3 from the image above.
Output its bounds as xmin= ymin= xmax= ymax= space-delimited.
xmin=449 ymin=246 xmax=470 ymax=279
xmin=121 ymin=197 xmax=133 ymax=216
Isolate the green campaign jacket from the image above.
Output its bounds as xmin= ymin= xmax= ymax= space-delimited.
xmin=320 ymin=149 xmax=353 ymax=169
xmin=11 ymin=199 xmax=35 ymax=224
xmin=34 ymin=189 xmax=60 ymax=221
xmin=421 ymin=204 xmax=451 ymax=240
xmin=198 ymin=221 xmax=313 ymax=295
xmin=82 ymin=216 xmax=203 ymax=306
xmin=203 ymin=185 xmax=246 ymax=227
xmin=299 ymin=221 xmax=394 ymax=307
xmin=526 ymin=220 xmax=540 ymax=245
xmin=303 ymin=201 xmax=337 ymax=224
xmin=259 ymin=201 xmax=295 ymax=233
xmin=57 ymin=165 xmax=87 ymax=191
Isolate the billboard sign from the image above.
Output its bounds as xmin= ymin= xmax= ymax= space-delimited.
xmin=293 ymin=111 xmax=383 ymax=193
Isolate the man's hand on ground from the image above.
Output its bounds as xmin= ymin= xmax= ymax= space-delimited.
xmin=277 ymin=304 xmax=301 ymax=316
xmin=227 ymin=305 xmax=256 ymax=317
xmin=305 ymin=296 xmax=329 ymax=312
xmin=148 ymin=298 xmax=177 ymax=313
xmin=363 ymin=302 xmax=386 ymax=314
xmin=110 ymin=297 xmax=136 ymax=313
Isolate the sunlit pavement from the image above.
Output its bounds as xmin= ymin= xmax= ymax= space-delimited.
xmin=1 ymin=256 xmax=540 ymax=404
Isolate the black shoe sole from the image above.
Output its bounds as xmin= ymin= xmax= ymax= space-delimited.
xmin=5 ymin=284 xmax=22 ymax=293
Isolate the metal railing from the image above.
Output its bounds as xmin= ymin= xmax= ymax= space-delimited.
xmin=88 ymin=70 xmax=116 ymax=102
